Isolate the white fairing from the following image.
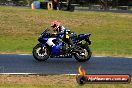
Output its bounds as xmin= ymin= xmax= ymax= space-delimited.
xmin=46 ymin=38 xmax=56 ymax=46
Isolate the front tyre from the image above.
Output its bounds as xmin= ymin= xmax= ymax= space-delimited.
xmin=74 ymin=43 xmax=92 ymax=62
xmin=32 ymin=44 xmax=50 ymax=61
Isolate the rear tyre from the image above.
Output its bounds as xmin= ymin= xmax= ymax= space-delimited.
xmin=74 ymin=43 xmax=92 ymax=62
xmin=32 ymin=44 xmax=50 ymax=61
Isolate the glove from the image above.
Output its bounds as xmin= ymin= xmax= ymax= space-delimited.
xmin=51 ymin=33 xmax=58 ymax=37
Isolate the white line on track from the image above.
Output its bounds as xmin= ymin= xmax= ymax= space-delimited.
xmin=17 ymin=54 xmax=132 ymax=58
xmin=0 ymin=73 xmax=78 ymax=75
xmin=18 ymin=54 xmax=32 ymax=55
xmin=93 ymin=56 xmax=108 ymax=58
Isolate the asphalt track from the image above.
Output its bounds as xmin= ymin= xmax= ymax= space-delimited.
xmin=0 ymin=54 xmax=132 ymax=75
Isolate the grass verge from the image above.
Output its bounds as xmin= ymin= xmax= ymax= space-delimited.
xmin=0 ymin=75 xmax=131 ymax=88
xmin=0 ymin=6 xmax=132 ymax=57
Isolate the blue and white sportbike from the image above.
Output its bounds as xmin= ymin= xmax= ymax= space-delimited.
xmin=32 ymin=28 xmax=92 ymax=62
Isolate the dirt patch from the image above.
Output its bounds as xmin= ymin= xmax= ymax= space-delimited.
xmin=0 ymin=75 xmax=76 ymax=85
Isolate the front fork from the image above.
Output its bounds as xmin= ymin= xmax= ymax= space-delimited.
xmin=39 ymin=43 xmax=46 ymax=53
xmin=40 ymin=43 xmax=51 ymax=55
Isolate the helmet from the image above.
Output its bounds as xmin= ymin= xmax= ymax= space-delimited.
xmin=51 ymin=21 xmax=61 ymax=30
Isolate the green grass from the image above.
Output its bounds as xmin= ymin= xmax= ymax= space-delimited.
xmin=0 ymin=6 xmax=132 ymax=56
xmin=0 ymin=75 xmax=131 ymax=88
xmin=0 ymin=83 xmax=131 ymax=88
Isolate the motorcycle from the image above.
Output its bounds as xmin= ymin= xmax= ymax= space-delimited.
xmin=32 ymin=28 xmax=92 ymax=62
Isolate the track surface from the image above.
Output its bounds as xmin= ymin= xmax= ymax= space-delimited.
xmin=0 ymin=54 xmax=132 ymax=75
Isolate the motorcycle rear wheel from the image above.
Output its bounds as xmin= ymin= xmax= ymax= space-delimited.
xmin=74 ymin=43 xmax=92 ymax=62
xmin=32 ymin=44 xmax=50 ymax=61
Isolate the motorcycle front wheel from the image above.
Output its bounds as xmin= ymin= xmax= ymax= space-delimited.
xmin=32 ymin=44 xmax=50 ymax=61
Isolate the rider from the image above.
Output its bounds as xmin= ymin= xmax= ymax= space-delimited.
xmin=51 ymin=21 xmax=74 ymax=50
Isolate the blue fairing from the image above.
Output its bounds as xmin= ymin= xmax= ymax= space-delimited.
xmin=78 ymin=33 xmax=91 ymax=40
xmin=37 ymin=29 xmax=91 ymax=56
xmin=39 ymin=33 xmax=62 ymax=55
xmin=41 ymin=38 xmax=48 ymax=41
xmin=38 ymin=37 xmax=48 ymax=43
xmin=51 ymin=42 xmax=63 ymax=55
